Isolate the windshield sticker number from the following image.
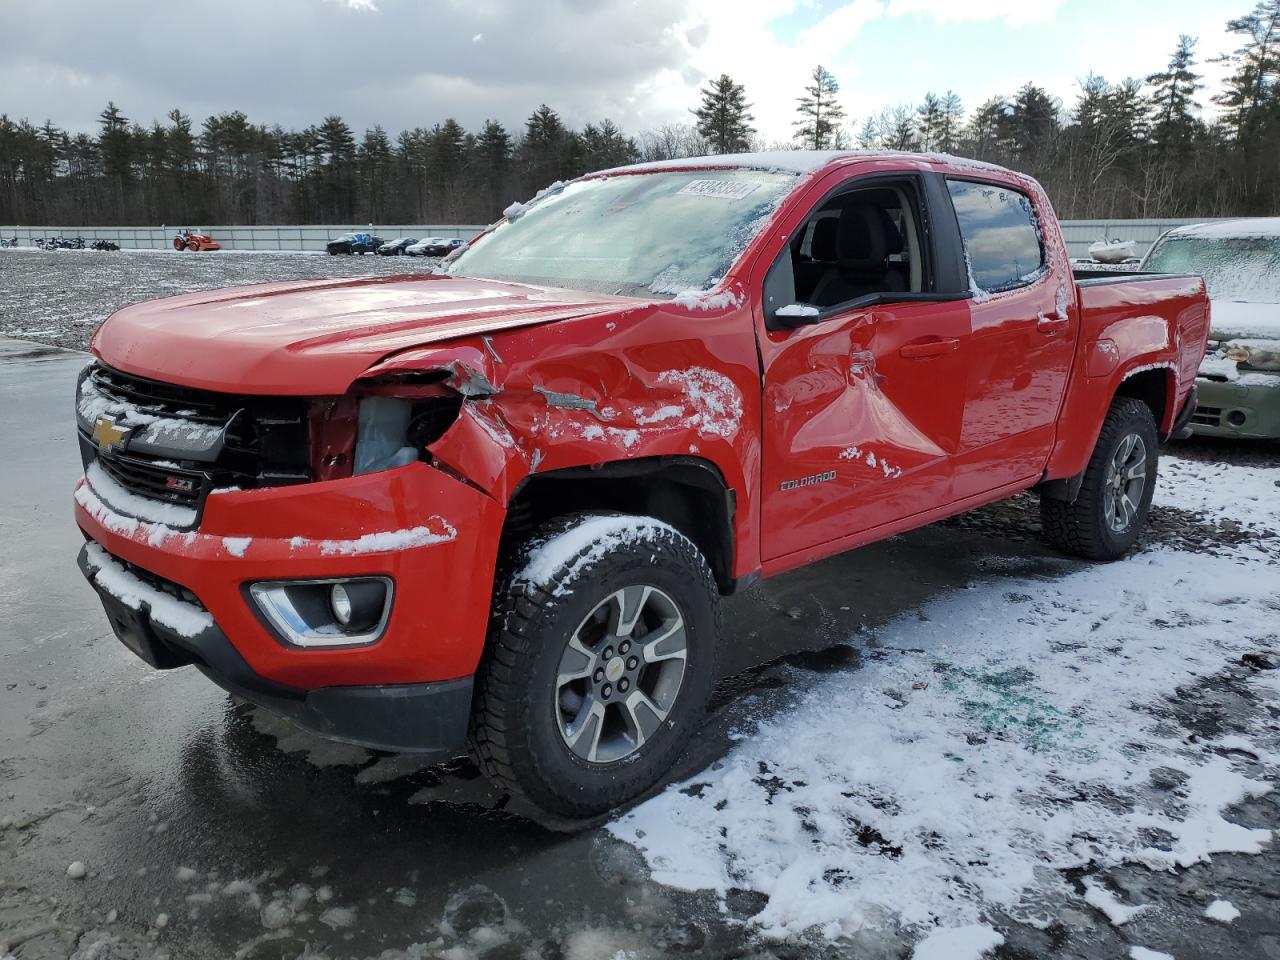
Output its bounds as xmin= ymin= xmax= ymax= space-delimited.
xmin=677 ymin=179 xmax=762 ymax=200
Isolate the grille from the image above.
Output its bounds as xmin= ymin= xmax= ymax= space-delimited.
xmin=96 ymin=452 xmax=205 ymax=509
xmin=81 ymin=363 xmax=312 ymax=514
xmin=1191 ymin=404 xmax=1222 ymax=427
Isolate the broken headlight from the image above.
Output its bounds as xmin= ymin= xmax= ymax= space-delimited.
xmin=1225 ymin=341 xmax=1280 ymax=371
xmin=309 ymin=381 xmax=463 ymax=481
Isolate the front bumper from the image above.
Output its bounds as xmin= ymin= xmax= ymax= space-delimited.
xmin=73 ymin=460 xmax=505 ymax=691
xmin=1190 ymin=375 xmax=1280 ymax=439
xmin=78 ymin=543 xmax=473 ymax=754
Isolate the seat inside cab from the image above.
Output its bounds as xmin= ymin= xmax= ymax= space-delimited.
xmin=791 ymin=186 xmax=924 ymax=307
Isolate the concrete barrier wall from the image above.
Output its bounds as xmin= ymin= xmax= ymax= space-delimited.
xmin=0 ymin=218 xmax=1235 ymax=258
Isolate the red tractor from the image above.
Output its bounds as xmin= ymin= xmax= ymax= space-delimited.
xmin=173 ymin=229 xmax=222 ymax=252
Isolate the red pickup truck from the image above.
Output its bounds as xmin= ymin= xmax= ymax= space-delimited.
xmin=74 ymin=152 xmax=1208 ymax=817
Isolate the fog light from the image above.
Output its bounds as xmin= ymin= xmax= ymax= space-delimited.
xmin=249 ymin=577 xmax=393 ymax=648
xmin=1226 ymin=410 xmax=1247 ymax=427
xmin=331 ymin=584 xmax=353 ymax=626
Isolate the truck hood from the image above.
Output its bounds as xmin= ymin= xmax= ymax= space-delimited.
xmin=1209 ymin=298 xmax=1280 ymax=341
xmin=91 ymin=274 xmax=634 ymax=394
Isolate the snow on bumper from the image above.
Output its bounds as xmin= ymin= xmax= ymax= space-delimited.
xmin=74 ymin=461 xmax=504 ymax=688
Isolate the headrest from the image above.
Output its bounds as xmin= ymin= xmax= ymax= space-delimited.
xmin=810 ymin=217 xmax=839 ymax=261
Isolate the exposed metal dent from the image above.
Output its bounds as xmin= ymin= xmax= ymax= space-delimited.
xmin=534 ymin=386 xmax=606 ymax=420
xmin=444 ymin=360 xmax=501 ymax=398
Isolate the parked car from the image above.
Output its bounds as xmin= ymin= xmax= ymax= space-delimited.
xmin=174 ymin=230 xmax=221 ymax=252
xmin=406 ymin=237 xmax=464 ymax=257
xmin=38 ymin=236 xmax=85 ymax=250
xmin=1141 ymin=218 xmax=1280 ymax=439
xmin=377 ymin=237 xmax=418 ymax=256
xmin=72 ymin=153 xmax=1207 ymax=818
xmin=327 ymin=233 xmax=383 ymax=255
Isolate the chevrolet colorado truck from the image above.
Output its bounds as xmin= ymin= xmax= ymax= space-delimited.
xmin=74 ymin=152 xmax=1209 ymax=818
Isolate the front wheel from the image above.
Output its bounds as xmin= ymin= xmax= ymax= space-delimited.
xmin=469 ymin=513 xmax=719 ymax=819
xmin=1040 ymin=397 xmax=1159 ymax=560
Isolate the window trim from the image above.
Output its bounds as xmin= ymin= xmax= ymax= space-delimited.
xmin=944 ymin=176 xmax=1049 ymax=296
xmin=764 ymin=172 xmax=958 ymax=330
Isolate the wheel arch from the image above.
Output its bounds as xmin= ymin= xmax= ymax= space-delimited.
xmin=501 ymin=455 xmax=739 ymax=595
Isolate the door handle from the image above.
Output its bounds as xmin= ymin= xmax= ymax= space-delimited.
xmin=899 ymin=337 xmax=960 ymax=359
xmin=1037 ymin=315 xmax=1070 ymax=334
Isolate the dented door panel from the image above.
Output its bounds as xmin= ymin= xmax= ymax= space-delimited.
xmin=757 ymin=298 xmax=970 ymax=562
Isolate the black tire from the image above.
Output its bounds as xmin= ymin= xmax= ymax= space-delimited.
xmin=1040 ymin=397 xmax=1159 ymax=561
xmin=469 ymin=513 xmax=719 ymax=819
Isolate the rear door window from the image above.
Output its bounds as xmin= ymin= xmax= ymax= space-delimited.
xmin=946 ymin=180 xmax=1045 ymax=293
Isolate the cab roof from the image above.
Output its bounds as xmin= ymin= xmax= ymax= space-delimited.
xmin=596 ymin=150 xmax=1013 ymax=179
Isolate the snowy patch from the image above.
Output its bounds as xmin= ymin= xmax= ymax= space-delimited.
xmin=610 ymin=457 xmax=1279 ymax=942
xmin=911 ymin=924 xmax=1004 ymax=960
xmin=1204 ymin=898 xmax=1240 ymax=923
xmin=1130 ymin=948 xmax=1174 ymax=960
xmin=77 ymin=371 xmax=225 ymax=454
xmin=503 ymin=180 xmax=566 ymax=220
xmin=671 ymin=287 xmax=744 ymax=312
xmin=839 ymin=445 xmax=903 ymax=480
xmin=1208 ymin=300 xmax=1280 ymax=339
xmin=1154 ymin=457 xmax=1279 ymax=541
xmin=288 ymin=519 xmax=457 ymax=556
xmin=1082 ymin=879 xmax=1148 ymax=925
xmin=1198 ymin=354 xmax=1241 ymax=381
xmin=223 ymin=536 xmax=252 ymax=558
xmin=83 ymin=542 xmax=213 ymax=638
xmin=654 ymin=367 xmax=743 ymax=439
xmin=82 ymin=461 xmax=197 ymax=529
xmin=518 ymin=515 xmax=680 ymax=594
xmin=776 ymin=304 xmax=820 ymax=319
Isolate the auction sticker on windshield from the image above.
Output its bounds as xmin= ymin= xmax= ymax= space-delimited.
xmin=677 ymin=179 xmax=762 ymax=200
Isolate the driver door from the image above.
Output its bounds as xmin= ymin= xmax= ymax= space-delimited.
xmin=754 ymin=172 xmax=972 ymax=566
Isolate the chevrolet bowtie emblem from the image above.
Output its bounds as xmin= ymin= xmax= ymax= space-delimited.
xmin=92 ymin=416 xmax=129 ymax=452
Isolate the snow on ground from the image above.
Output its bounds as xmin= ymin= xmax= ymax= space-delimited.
xmin=611 ymin=452 xmax=1279 ymax=947
xmin=1204 ymin=898 xmax=1240 ymax=923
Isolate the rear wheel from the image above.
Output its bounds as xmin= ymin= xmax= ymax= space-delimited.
xmin=1040 ymin=397 xmax=1158 ymax=560
xmin=173 ymin=238 xmax=184 ymax=251
xmin=469 ymin=513 xmax=719 ymax=819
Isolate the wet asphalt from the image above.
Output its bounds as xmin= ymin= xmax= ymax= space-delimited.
xmin=0 ymin=334 xmax=1078 ymax=960
xmin=0 ymin=251 xmax=1277 ymax=960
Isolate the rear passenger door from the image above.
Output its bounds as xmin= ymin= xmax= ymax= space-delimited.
xmin=943 ymin=179 xmax=1076 ymax=498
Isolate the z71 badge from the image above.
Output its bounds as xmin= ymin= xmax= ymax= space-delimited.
xmin=779 ymin=471 xmax=836 ymax=492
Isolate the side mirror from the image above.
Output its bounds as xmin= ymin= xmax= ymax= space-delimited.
xmin=773 ymin=304 xmax=822 ymax=328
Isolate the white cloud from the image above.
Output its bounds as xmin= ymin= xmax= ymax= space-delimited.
xmin=885 ymin=0 xmax=1066 ymax=27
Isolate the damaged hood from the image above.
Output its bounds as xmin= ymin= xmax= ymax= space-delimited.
xmin=91 ymin=274 xmax=634 ymax=394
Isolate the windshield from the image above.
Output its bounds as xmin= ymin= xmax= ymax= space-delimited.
xmin=446 ymin=169 xmax=799 ymax=298
xmin=1144 ymin=235 xmax=1280 ymax=304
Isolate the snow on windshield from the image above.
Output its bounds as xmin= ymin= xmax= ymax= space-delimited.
xmin=1144 ymin=236 xmax=1280 ymax=305
xmin=447 ymin=170 xmax=798 ymax=298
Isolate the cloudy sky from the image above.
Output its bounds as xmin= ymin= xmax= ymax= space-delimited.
xmin=0 ymin=0 xmax=1243 ymax=141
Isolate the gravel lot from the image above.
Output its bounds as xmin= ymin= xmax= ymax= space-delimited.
xmin=0 ymin=248 xmax=441 ymax=352
xmin=1 ymin=251 xmax=1277 ymax=960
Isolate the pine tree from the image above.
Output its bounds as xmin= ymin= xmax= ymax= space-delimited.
xmin=579 ymin=119 xmax=637 ymax=172
xmin=520 ymin=104 xmax=575 ymax=188
xmin=692 ymin=74 xmax=755 ymax=153
xmin=794 ymin=66 xmax=846 ymax=149
xmin=1213 ymin=1 xmax=1280 ymax=138
xmin=965 ymin=96 xmax=1012 ymax=162
xmin=1147 ymin=35 xmax=1203 ymax=151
